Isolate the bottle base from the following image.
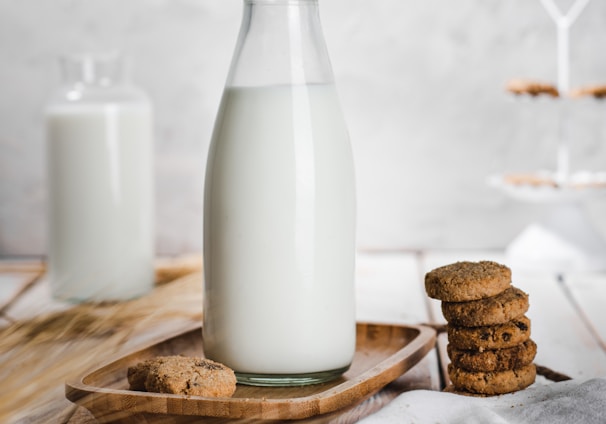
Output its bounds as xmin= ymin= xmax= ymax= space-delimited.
xmin=235 ymin=365 xmax=350 ymax=387
xmin=51 ymin=287 xmax=153 ymax=304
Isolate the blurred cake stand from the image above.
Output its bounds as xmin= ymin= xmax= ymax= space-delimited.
xmin=492 ymin=0 xmax=606 ymax=272
xmin=489 ymin=171 xmax=606 ymax=272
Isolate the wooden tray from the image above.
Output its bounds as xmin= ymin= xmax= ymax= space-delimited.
xmin=66 ymin=322 xmax=436 ymax=422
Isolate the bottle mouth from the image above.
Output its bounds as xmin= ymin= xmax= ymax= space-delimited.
xmin=60 ymin=51 xmax=125 ymax=86
xmin=244 ymin=0 xmax=317 ymax=4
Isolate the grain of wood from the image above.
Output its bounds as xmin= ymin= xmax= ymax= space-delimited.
xmin=66 ymin=323 xmax=436 ymax=421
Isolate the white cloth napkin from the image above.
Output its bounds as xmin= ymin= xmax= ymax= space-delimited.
xmin=359 ymin=378 xmax=606 ymax=424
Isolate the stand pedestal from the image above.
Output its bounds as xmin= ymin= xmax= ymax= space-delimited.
xmin=506 ymin=202 xmax=606 ymax=272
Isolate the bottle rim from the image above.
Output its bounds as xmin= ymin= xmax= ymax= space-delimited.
xmin=59 ymin=51 xmax=127 ymax=86
xmin=244 ymin=0 xmax=318 ymax=4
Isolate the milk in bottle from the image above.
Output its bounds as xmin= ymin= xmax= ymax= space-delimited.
xmin=46 ymin=53 xmax=154 ymax=302
xmin=203 ymin=0 xmax=356 ymax=386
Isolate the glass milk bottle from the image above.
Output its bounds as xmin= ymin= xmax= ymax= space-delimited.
xmin=46 ymin=53 xmax=154 ymax=302
xmin=203 ymin=0 xmax=356 ymax=386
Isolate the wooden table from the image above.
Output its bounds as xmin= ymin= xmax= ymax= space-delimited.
xmin=2 ymin=250 xmax=606 ymax=423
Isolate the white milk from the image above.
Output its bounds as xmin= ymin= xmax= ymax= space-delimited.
xmin=203 ymin=84 xmax=356 ymax=376
xmin=46 ymin=103 xmax=154 ymax=301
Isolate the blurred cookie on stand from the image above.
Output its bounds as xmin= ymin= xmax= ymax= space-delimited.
xmin=505 ymin=79 xmax=560 ymax=98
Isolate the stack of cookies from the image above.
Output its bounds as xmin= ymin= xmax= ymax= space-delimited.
xmin=425 ymin=260 xmax=536 ymax=396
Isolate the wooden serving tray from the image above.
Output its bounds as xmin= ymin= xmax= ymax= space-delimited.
xmin=66 ymin=322 xmax=435 ymax=422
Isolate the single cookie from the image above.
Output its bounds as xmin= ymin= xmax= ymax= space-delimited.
xmin=127 ymin=355 xmax=237 ymax=397
xmin=425 ymin=261 xmax=511 ymax=302
xmin=503 ymin=172 xmax=558 ymax=188
xmin=448 ymin=339 xmax=537 ymax=372
xmin=506 ymin=79 xmax=559 ymax=97
xmin=448 ymin=363 xmax=536 ymax=395
xmin=442 ymin=286 xmax=529 ymax=327
xmin=448 ymin=316 xmax=531 ymax=351
xmin=570 ymin=84 xmax=606 ymax=99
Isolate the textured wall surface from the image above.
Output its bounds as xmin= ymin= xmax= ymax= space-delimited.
xmin=1 ymin=0 xmax=605 ymax=256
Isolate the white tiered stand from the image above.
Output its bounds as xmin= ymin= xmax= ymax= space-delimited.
xmin=491 ymin=0 xmax=606 ymax=272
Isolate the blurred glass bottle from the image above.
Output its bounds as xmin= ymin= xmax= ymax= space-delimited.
xmin=203 ymin=0 xmax=356 ymax=386
xmin=46 ymin=52 xmax=154 ymax=302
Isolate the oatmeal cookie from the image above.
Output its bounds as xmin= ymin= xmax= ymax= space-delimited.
xmin=127 ymin=355 xmax=237 ymax=397
xmin=448 ymin=363 xmax=536 ymax=395
xmin=442 ymin=286 xmax=529 ymax=327
xmin=425 ymin=261 xmax=511 ymax=302
xmin=448 ymin=316 xmax=531 ymax=351
xmin=447 ymin=339 xmax=537 ymax=372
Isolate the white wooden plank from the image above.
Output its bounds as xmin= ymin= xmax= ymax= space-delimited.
xmin=355 ymin=251 xmax=441 ymax=391
xmin=561 ymin=272 xmax=606 ymax=351
xmin=0 ymin=272 xmax=37 ymax=309
xmin=0 ymin=271 xmax=43 ymax=329
xmin=520 ymin=272 xmax=606 ymax=379
xmin=4 ymin=275 xmax=71 ymax=321
xmin=356 ymin=251 xmax=428 ymax=324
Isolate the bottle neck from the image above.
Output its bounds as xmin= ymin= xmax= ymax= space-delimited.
xmin=227 ymin=0 xmax=334 ymax=87
xmin=50 ymin=52 xmax=150 ymax=105
xmin=60 ymin=52 xmax=126 ymax=88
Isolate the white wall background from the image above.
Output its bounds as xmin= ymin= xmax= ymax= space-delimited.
xmin=1 ymin=0 xmax=606 ymax=256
